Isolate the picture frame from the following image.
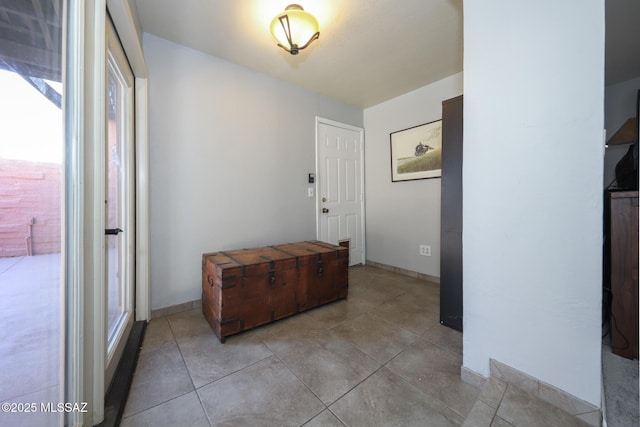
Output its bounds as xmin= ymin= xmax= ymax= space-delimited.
xmin=390 ymin=119 xmax=442 ymax=182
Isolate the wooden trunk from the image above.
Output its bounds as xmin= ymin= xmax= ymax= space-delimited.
xmin=202 ymin=240 xmax=349 ymax=342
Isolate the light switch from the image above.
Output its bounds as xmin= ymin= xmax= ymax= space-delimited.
xmin=308 ymin=187 xmax=314 ymax=197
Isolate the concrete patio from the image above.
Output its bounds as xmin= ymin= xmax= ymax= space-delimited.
xmin=0 ymin=254 xmax=61 ymax=427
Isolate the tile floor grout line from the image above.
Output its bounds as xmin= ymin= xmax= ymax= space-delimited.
xmin=166 ymin=317 xmax=200 ymax=395
xmin=193 ymin=382 xmax=215 ymax=427
xmin=124 ymin=316 xmax=207 ymax=422
xmin=366 ymin=310 xmax=423 ymax=340
xmin=271 ymin=332 xmax=388 ymax=416
xmin=324 ymin=363 xmax=384 ymax=407
xmin=127 ymin=315 xmax=243 ymax=424
xmin=136 ymin=317 xmax=176 ymax=357
xmin=379 ymin=362 xmax=468 ymax=421
xmin=326 ymin=363 xmax=388 ymax=407
xmin=319 ymin=329 xmax=382 ymax=366
xmin=421 ymin=334 xmax=464 ymax=359
xmin=270 ymin=351 xmax=329 ymax=424
xmin=487 ymin=381 xmax=510 ymax=427
xmin=191 ymin=351 xmax=276 ymax=391
xmin=165 ymin=311 xmax=276 ymax=392
xmin=326 ymin=406 xmax=348 ymax=427
xmin=120 ymin=389 xmax=196 ymax=421
xmin=380 ymin=337 xmax=477 ymax=421
xmin=298 ymin=411 xmax=325 ymax=427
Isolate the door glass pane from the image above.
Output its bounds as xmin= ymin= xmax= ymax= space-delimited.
xmin=107 ymin=63 xmax=127 ymax=348
xmin=0 ymin=1 xmax=63 ymax=426
xmin=105 ymin=19 xmax=135 ymax=388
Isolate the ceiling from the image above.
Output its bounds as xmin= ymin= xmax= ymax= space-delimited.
xmin=0 ymin=1 xmax=637 ymax=109
xmin=133 ymin=0 xmax=640 ymax=109
xmin=133 ymin=0 xmax=464 ymax=108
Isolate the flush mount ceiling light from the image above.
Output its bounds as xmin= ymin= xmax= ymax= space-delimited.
xmin=270 ymin=4 xmax=320 ymax=55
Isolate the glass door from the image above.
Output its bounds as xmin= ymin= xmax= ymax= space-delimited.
xmin=105 ymin=18 xmax=135 ymax=386
xmin=0 ymin=1 xmax=64 ymax=426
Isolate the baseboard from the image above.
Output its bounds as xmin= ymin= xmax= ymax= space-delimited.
xmin=601 ymin=367 xmax=608 ymax=427
xmin=151 ymin=299 xmax=202 ymax=319
xmin=460 ymin=366 xmax=488 ymax=389
xmin=365 ymin=260 xmax=440 ymax=284
xmin=489 ymin=359 xmax=602 ymax=427
xmin=461 ymin=360 xmax=602 ymax=427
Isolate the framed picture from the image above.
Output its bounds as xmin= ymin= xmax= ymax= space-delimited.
xmin=390 ymin=120 xmax=442 ymax=182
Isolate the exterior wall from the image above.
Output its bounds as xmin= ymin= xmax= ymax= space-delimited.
xmin=0 ymin=158 xmax=61 ymax=256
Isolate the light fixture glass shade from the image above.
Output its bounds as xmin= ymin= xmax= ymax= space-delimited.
xmin=270 ymin=4 xmax=320 ymax=55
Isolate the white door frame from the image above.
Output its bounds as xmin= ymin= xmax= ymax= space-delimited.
xmin=104 ymin=14 xmax=136 ymax=390
xmin=64 ymin=1 xmax=149 ymax=425
xmin=315 ymin=116 xmax=366 ymax=265
xmin=105 ymin=0 xmax=151 ymax=324
xmin=107 ymin=0 xmax=150 ymax=324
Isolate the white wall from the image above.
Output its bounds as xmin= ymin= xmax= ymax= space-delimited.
xmin=144 ymin=34 xmax=363 ymax=310
xmin=363 ymin=73 xmax=463 ymax=277
xmin=604 ymin=76 xmax=640 ymax=187
xmin=463 ymin=1 xmax=604 ymax=406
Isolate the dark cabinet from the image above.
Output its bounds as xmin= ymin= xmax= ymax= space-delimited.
xmin=440 ymin=95 xmax=464 ymax=331
xmin=606 ymin=191 xmax=639 ymax=359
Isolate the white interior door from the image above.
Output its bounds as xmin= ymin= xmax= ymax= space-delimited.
xmin=316 ymin=118 xmax=365 ymax=266
xmin=105 ymin=18 xmax=135 ymax=387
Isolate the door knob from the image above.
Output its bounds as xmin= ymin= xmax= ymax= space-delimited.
xmin=322 ymin=208 xmax=329 ymax=213
xmin=105 ymin=228 xmax=123 ymax=235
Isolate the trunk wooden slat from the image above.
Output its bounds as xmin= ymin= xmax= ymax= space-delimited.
xmin=202 ymin=240 xmax=349 ymax=342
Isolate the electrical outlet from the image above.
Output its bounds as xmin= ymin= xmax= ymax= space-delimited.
xmin=419 ymin=245 xmax=431 ymax=256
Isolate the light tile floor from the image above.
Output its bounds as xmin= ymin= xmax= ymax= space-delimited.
xmin=122 ymin=266 xmax=596 ymax=426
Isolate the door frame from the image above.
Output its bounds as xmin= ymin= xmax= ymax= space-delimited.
xmin=314 ymin=116 xmax=366 ymax=265
xmin=104 ymin=14 xmax=136 ymax=390
xmin=64 ymin=1 xmax=149 ymax=425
